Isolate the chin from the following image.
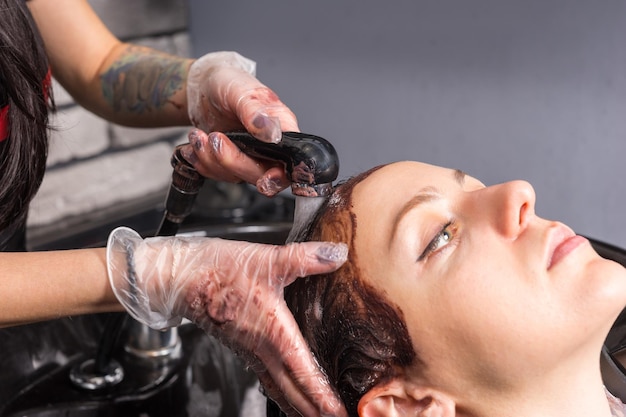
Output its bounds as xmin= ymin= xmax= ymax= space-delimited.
xmin=584 ymin=255 xmax=626 ymax=325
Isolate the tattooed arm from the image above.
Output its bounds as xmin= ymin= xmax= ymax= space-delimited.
xmin=28 ymin=0 xmax=192 ymax=127
xmin=28 ymin=0 xmax=299 ymax=194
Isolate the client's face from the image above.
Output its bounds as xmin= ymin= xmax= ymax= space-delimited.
xmin=350 ymin=161 xmax=626 ymax=392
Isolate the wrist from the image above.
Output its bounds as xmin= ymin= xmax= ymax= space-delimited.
xmin=106 ymin=227 xmax=182 ymax=329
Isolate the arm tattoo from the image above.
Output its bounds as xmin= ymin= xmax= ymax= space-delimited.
xmin=100 ymin=46 xmax=187 ymax=114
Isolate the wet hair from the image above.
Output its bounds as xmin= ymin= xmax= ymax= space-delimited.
xmin=0 ymin=0 xmax=53 ymax=237
xmin=284 ymin=166 xmax=418 ymax=417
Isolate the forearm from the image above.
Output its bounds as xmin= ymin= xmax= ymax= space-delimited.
xmin=0 ymin=248 xmax=122 ymax=328
xmin=89 ymin=43 xmax=193 ymax=127
xmin=28 ymin=0 xmax=193 ymax=127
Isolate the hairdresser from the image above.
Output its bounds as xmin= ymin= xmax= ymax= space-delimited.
xmin=0 ymin=1 xmax=348 ymax=416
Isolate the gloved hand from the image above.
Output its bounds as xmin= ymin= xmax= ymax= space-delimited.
xmin=186 ymin=51 xmax=297 ymax=196
xmin=107 ymin=226 xmax=349 ymax=417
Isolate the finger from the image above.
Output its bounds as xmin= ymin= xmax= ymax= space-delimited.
xmin=211 ymin=69 xmax=299 ymax=143
xmin=255 ymin=341 xmax=325 ymax=417
xmin=267 ymin=242 xmax=348 ymax=287
xmin=256 ymin=167 xmax=291 ymax=196
xmin=256 ymin=372 xmax=303 ymax=417
xmin=243 ymin=105 xmax=300 ymax=143
xmin=234 ymin=86 xmax=300 ymax=143
xmin=186 ymin=129 xmax=280 ymax=185
xmin=257 ymin=306 xmax=347 ymax=417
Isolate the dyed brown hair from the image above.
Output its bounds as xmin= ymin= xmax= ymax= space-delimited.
xmin=284 ymin=166 xmax=418 ymax=416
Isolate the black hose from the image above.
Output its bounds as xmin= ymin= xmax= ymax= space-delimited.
xmin=92 ymin=144 xmax=204 ymax=377
xmin=94 ymin=312 xmax=127 ymax=375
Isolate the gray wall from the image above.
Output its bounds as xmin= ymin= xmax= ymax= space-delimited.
xmin=189 ymin=1 xmax=626 ymax=247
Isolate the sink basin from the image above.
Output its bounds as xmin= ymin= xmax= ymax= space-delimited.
xmin=1 ymin=320 xmax=257 ymax=417
xmin=1 ymin=219 xmax=292 ymax=417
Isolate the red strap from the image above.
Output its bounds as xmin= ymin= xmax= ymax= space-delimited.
xmin=42 ymin=67 xmax=52 ymax=102
xmin=0 ymin=67 xmax=52 ymax=143
xmin=0 ymin=104 xmax=8 ymax=142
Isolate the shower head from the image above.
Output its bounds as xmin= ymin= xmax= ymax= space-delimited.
xmin=225 ymin=131 xmax=339 ymax=198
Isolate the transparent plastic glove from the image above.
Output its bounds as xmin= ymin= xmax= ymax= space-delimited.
xmin=180 ymin=128 xmax=290 ymax=197
xmin=186 ymin=51 xmax=299 ymax=141
xmin=107 ymin=227 xmax=348 ymax=417
xmin=186 ymin=51 xmax=298 ymax=195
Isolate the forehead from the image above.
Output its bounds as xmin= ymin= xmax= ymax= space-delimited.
xmin=352 ymin=161 xmax=455 ymax=201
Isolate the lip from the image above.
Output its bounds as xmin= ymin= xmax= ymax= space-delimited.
xmin=546 ymin=223 xmax=587 ymax=270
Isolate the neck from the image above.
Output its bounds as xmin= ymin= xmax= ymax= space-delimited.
xmin=458 ymin=354 xmax=616 ymax=417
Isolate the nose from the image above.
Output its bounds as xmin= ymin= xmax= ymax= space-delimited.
xmin=478 ymin=180 xmax=536 ymax=239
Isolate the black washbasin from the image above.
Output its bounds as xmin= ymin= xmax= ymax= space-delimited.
xmin=1 ymin=321 xmax=257 ymax=417
xmin=2 ymin=220 xmax=292 ymax=417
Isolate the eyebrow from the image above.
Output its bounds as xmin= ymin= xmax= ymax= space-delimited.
xmin=454 ymin=169 xmax=467 ymax=186
xmin=389 ymin=169 xmax=466 ymax=242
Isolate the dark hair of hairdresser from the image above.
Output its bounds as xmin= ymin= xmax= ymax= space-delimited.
xmin=284 ymin=166 xmax=419 ymax=417
xmin=0 ymin=0 xmax=54 ymax=235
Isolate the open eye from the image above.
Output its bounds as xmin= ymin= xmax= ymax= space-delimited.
xmin=418 ymin=221 xmax=456 ymax=261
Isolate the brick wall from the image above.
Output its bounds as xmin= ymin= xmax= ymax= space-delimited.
xmin=26 ymin=0 xmax=191 ymax=246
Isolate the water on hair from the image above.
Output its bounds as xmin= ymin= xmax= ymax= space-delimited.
xmin=286 ymin=196 xmax=325 ymax=243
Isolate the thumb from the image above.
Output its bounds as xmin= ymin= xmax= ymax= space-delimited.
xmin=271 ymin=241 xmax=348 ymax=286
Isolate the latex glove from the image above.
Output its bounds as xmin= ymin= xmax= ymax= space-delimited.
xmin=180 ymin=128 xmax=290 ymax=197
xmin=107 ymin=227 xmax=349 ymax=417
xmin=186 ymin=51 xmax=297 ymax=195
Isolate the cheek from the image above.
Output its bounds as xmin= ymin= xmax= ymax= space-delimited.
xmin=426 ymin=255 xmax=552 ymax=349
xmin=436 ymin=252 xmax=527 ymax=312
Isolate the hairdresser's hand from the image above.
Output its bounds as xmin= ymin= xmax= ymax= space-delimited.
xmin=181 ymin=128 xmax=290 ymax=197
xmin=107 ymin=227 xmax=349 ymax=417
xmin=185 ymin=51 xmax=298 ymax=196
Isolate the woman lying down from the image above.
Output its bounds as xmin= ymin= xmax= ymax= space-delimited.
xmin=283 ymin=160 xmax=626 ymax=417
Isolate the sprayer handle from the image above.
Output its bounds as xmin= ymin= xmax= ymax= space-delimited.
xmin=225 ymin=131 xmax=340 ymax=186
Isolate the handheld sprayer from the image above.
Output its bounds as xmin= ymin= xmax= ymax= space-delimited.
xmin=226 ymin=131 xmax=339 ymax=242
xmin=163 ymin=131 xmax=339 ymax=241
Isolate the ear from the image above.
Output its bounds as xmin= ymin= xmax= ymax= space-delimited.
xmin=358 ymin=379 xmax=456 ymax=417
